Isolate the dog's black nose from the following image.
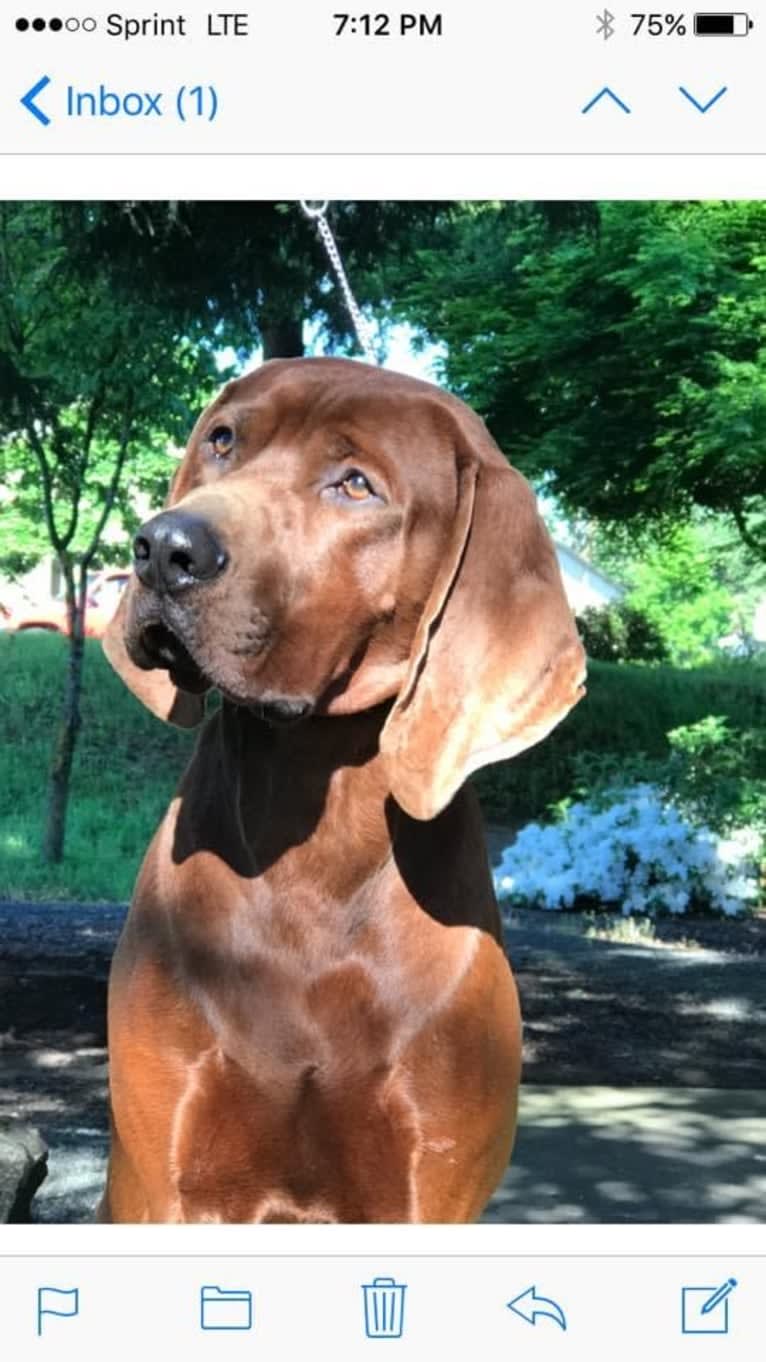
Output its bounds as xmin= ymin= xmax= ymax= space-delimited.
xmin=133 ymin=511 xmax=228 ymax=594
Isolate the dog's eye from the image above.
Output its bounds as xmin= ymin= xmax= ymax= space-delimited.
xmin=208 ymin=426 xmax=234 ymax=460
xmin=340 ymin=470 xmax=374 ymax=501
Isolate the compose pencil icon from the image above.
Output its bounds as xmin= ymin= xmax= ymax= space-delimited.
xmin=701 ymin=1279 xmax=737 ymax=1315
xmin=682 ymin=1278 xmax=738 ymax=1335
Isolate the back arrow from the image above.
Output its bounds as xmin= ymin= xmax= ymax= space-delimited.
xmin=21 ymin=75 xmax=52 ymax=126
xmin=507 ymin=1285 xmax=567 ymax=1331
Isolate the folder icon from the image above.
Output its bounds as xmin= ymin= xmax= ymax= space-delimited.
xmin=200 ymin=1285 xmax=253 ymax=1331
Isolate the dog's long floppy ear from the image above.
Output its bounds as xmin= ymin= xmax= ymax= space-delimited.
xmin=102 ymin=583 xmax=204 ymax=729
xmin=380 ymin=454 xmax=586 ymax=821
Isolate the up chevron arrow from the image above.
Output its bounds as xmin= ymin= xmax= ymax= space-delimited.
xmin=507 ymin=1285 xmax=568 ymax=1331
xmin=679 ymin=85 xmax=728 ymax=112
xmin=582 ymin=85 xmax=631 ymax=114
xmin=21 ymin=75 xmax=52 ymax=126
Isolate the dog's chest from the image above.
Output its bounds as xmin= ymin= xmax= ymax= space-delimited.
xmin=168 ymin=1021 xmax=423 ymax=1222
xmin=179 ymin=866 xmax=473 ymax=1076
xmin=157 ymin=866 xmax=480 ymax=1220
xmin=164 ymin=889 xmax=436 ymax=1222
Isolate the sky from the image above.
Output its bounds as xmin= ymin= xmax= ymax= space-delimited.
xmin=217 ymin=322 xmax=445 ymax=385
xmin=365 ymin=323 xmax=445 ymax=382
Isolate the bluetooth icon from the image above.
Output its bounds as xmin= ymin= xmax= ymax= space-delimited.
xmin=596 ymin=8 xmax=616 ymax=39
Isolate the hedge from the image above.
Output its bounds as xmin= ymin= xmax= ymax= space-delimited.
xmin=473 ymin=658 xmax=766 ymax=825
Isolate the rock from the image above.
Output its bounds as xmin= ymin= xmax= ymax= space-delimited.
xmin=0 ymin=1120 xmax=48 ymax=1222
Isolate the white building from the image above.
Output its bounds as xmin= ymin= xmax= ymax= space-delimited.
xmin=553 ymin=541 xmax=626 ymax=614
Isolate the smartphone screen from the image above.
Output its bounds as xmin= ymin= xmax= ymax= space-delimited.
xmin=0 ymin=3 xmax=763 ymax=1357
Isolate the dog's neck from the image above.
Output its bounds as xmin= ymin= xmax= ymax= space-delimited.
xmin=211 ymin=699 xmax=399 ymax=880
xmin=170 ymin=697 xmax=490 ymax=932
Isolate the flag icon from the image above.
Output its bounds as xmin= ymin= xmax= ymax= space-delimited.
xmin=37 ymin=1286 xmax=79 ymax=1336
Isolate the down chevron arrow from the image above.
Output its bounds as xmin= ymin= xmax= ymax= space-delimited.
xmin=679 ymin=85 xmax=728 ymax=112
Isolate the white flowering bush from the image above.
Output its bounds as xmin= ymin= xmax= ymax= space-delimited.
xmin=493 ymin=783 xmax=760 ymax=918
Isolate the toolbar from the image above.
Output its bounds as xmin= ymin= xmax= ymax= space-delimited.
xmin=2 ymin=1255 xmax=763 ymax=1360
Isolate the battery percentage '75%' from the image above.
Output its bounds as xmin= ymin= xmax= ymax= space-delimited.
xmin=334 ymin=13 xmax=443 ymax=36
xmin=632 ymin=11 xmax=687 ymax=32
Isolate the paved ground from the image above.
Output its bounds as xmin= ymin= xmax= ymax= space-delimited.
xmin=505 ymin=913 xmax=766 ymax=1087
xmin=1 ymin=899 xmax=764 ymax=1223
xmin=486 ymin=1086 xmax=766 ymax=1223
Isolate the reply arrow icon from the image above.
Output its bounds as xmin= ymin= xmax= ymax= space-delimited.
xmin=507 ymin=1285 xmax=567 ymax=1330
xmin=21 ymin=75 xmax=52 ymax=126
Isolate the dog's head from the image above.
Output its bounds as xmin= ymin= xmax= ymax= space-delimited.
xmin=105 ymin=358 xmax=585 ymax=819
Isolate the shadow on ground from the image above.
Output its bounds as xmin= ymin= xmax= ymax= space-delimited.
xmin=508 ymin=919 xmax=766 ymax=1087
xmin=0 ymin=1029 xmax=107 ymax=1223
xmin=485 ymin=1085 xmax=766 ymax=1223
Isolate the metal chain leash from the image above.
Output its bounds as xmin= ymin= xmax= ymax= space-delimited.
xmin=299 ymin=201 xmax=379 ymax=365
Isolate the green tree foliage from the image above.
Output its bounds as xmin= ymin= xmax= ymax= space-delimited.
xmin=587 ymin=520 xmax=743 ymax=665
xmin=620 ymin=525 xmax=739 ymax=665
xmin=0 ymin=202 xmax=223 ymax=575
xmin=0 ymin=202 xmax=223 ymax=860
xmin=395 ymin=201 xmax=766 ymax=560
xmin=576 ymin=602 xmax=669 ymax=663
xmin=59 ymin=201 xmax=443 ymax=360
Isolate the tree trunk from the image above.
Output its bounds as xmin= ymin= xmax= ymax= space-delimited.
xmin=42 ymin=572 xmax=86 ymax=864
xmin=261 ymin=318 xmax=304 ymax=360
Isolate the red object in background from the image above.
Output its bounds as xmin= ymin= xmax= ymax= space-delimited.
xmin=0 ymin=569 xmax=129 ymax=639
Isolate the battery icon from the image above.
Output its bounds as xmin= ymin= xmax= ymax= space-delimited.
xmin=694 ymin=12 xmax=753 ymax=33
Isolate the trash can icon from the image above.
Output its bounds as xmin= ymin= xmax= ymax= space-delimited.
xmin=362 ymin=1277 xmax=407 ymax=1338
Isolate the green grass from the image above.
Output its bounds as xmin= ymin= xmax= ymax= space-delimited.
xmin=1 ymin=634 xmax=764 ymax=902
xmin=0 ymin=632 xmax=194 ymax=901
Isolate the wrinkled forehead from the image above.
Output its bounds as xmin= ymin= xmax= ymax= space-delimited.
xmin=198 ymin=358 xmax=466 ymax=440
xmin=172 ymin=359 xmax=490 ymax=500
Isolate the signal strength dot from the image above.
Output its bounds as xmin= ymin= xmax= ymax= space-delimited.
xmin=15 ymin=16 xmax=64 ymax=30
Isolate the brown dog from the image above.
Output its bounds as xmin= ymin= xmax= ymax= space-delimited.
xmin=102 ymin=357 xmax=584 ymax=1223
